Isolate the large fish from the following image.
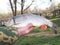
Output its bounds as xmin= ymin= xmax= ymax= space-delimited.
xmin=0 ymin=14 xmax=57 ymax=44
xmin=3 ymin=14 xmax=53 ymax=27
xmin=2 ymin=14 xmax=57 ymax=35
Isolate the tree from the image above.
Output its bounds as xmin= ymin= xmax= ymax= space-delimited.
xmin=13 ymin=0 xmax=17 ymax=16
xmin=21 ymin=0 xmax=24 ymax=14
xmin=18 ymin=0 xmax=34 ymax=14
xmin=9 ymin=0 xmax=14 ymax=15
xmin=9 ymin=0 xmax=17 ymax=16
xmin=9 ymin=0 xmax=17 ymax=24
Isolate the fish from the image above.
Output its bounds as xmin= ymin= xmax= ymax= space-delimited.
xmin=3 ymin=14 xmax=52 ymax=27
xmin=2 ymin=14 xmax=57 ymax=34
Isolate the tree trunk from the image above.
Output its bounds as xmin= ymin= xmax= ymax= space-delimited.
xmin=14 ymin=0 xmax=17 ymax=16
xmin=9 ymin=0 xmax=17 ymax=24
xmin=9 ymin=0 xmax=14 ymax=15
xmin=21 ymin=0 xmax=24 ymax=14
xmin=13 ymin=0 xmax=17 ymax=24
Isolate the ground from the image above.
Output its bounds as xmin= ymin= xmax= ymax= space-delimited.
xmin=13 ymin=18 xmax=60 ymax=45
xmin=0 ymin=17 xmax=60 ymax=45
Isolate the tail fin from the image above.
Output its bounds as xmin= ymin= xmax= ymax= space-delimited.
xmin=52 ymin=23 xmax=58 ymax=34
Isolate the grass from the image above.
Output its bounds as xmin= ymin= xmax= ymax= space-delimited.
xmin=13 ymin=18 xmax=60 ymax=45
xmin=14 ymin=35 xmax=60 ymax=45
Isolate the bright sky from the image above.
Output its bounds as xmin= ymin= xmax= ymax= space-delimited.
xmin=0 ymin=0 xmax=60 ymax=13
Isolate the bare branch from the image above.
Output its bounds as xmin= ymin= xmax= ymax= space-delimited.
xmin=24 ymin=0 xmax=34 ymax=11
xmin=50 ymin=0 xmax=52 ymax=2
xmin=17 ymin=0 xmax=34 ymax=13
xmin=17 ymin=2 xmax=21 ymax=5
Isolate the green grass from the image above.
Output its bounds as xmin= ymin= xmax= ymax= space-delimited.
xmin=13 ymin=18 xmax=60 ymax=45
xmin=14 ymin=35 xmax=60 ymax=45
